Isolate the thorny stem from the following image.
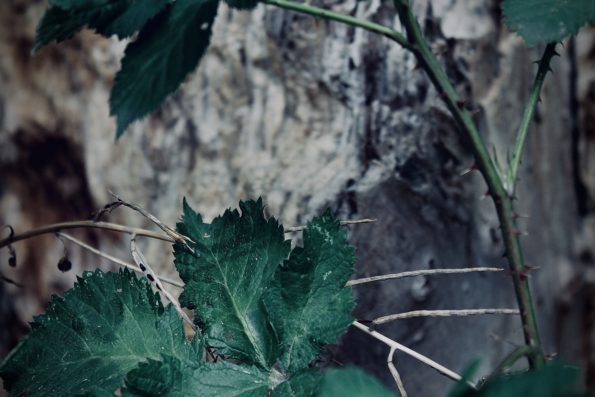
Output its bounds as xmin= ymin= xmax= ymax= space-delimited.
xmin=506 ymin=43 xmax=559 ymax=193
xmin=392 ymin=0 xmax=545 ymax=368
xmin=352 ymin=321 xmax=477 ymax=389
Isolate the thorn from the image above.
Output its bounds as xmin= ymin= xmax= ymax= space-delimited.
xmin=513 ymin=212 xmax=529 ymax=219
xmin=413 ymin=61 xmax=422 ymax=70
xmin=456 ymin=99 xmax=467 ymax=109
xmin=547 ymin=66 xmax=554 ymax=74
xmin=439 ymin=91 xmax=448 ymax=99
xmin=552 ymin=50 xmax=561 ymax=57
xmin=512 ymin=229 xmax=528 ymax=237
xmin=524 ymin=264 xmax=540 ymax=272
xmin=460 ymin=163 xmax=479 ymax=176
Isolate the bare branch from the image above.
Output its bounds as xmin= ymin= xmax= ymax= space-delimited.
xmin=57 ymin=232 xmax=183 ymax=288
xmin=0 ymin=221 xmax=173 ymax=249
xmin=284 ymin=218 xmax=376 ymax=232
xmin=373 ymin=309 xmax=520 ymax=325
xmin=346 ymin=267 xmax=504 ymax=287
xmin=352 ymin=321 xmax=475 ymax=388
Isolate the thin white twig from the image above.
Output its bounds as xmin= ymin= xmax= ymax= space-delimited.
xmin=388 ymin=347 xmax=408 ymax=397
xmin=352 ymin=321 xmax=476 ymax=389
xmin=57 ymin=232 xmax=184 ymax=288
xmin=373 ymin=309 xmax=520 ymax=325
xmin=346 ymin=267 xmax=503 ymax=286
xmin=284 ymin=218 xmax=376 ymax=232
xmin=108 ymin=191 xmax=195 ymax=253
xmin=130 ymin=234 xmax=195 ymax=330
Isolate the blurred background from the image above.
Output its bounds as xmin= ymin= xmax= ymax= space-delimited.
xmin=0 ymin=0 xmax=594 ymax=395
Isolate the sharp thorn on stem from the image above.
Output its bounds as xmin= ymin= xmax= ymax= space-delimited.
xmin=460 ymin=163 xmax=478 ymax=176
xmin=512 ymin=229 xmax=528 ymax=237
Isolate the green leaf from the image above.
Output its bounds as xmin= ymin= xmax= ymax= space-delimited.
xmin=109 ymin=0 xmax=219 ymax=138
xmin=34 ymin=0 xmax=171 ymax=52
xmin=175 ymin=199 xmax=291 ymax=368
xmin=121 ymin=355 xmax=270 ymax=397
xmin=225 ymin=0 xmax=259 ymax=10
xmin=449 ymin=361 xmax=587 ymax=397
xmin=317 ymin=368 xmax=394 ymax=397
xmin=265 ymin=210 xmax=355 ymax=372
xmin=0 ymin=269 xmax=198 ymax=397
xmin=503 ymin=0 xmax=595 ymax=46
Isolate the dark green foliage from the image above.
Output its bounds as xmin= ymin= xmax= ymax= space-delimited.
xmin=33 ymin=0 xmax=171 ymax=52
xmin=33 ymin=0 xmax=219 ymax=138
xmin=175 ymin=199 xmax=291 ymax=368
xmin=110 ymin=0 xmax=219 ymax=137
xmin=449 ymin=361 xmax=589 ymax=397
xmin=264 ymin=210 xmax=355 ymax=372
xmin=503 ymin=0 xmax=595 ymax=46
xmin=174 ymin=200 xmax=356 ymax=372
xmin=121 ymin=356 xmax=270 ymax=396
xmin=0 ymin=269 xmax=199 ymax=397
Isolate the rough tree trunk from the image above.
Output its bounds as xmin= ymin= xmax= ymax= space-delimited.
xmin=1 ymin=0 xmax=594 ymax=395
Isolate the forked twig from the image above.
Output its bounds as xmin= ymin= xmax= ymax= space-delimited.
xmin=130 ymin=234 xmax=195 ymax=329
xmin=388 ymin=347 xmax=408 ymax=397
xmin=352 ymin=321 xmax=476 ymax=389
xmin=57 ymin=232 xmax=183 ymax=288
xmin=346 ymin=267 xmax=503 ymax=287
xmin=373 ymin=309 xmax=520 ymax=325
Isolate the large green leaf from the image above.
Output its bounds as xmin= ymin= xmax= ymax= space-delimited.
xmin=121 ymin=355 xmax=270 ymax=397
xmin=175 ymin=199 xmax=291 ymax=368
xmin=0 ymin=269 xmax=198 ymax=397
xmin=503 ymin=0 xmax=595 ymax=46
xmin=265 ymin=210 xmax=355 ymax=372
xmin=34 ymin=0 xmax=171 ymax=52
xmin=317 ymin=368 xmax=394 ymax=397
xmin=448 ymin=361 xmax=586 ymax=397
xmin=109 ymin=0 xmax=219 ymax=137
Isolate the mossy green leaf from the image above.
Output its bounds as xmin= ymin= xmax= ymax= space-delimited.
xmin=265 ymin=210 xmax=355 ymax=372
xmin=503 ymin=0 xmax=595 ymax=46
xmin=175 ymin=199 xmax=291 ymax=369
xmin=110 ymin=0 xmax=219 ymax=137
xmin=0 ymin=269 xmax=198 ymax=397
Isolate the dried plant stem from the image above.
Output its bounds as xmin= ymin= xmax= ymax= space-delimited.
xmin=57 ymin=232 xmax=184 ymax=288
xmin=352 ymin=321 xmax=476 ymax=388
xmin=284 ymin=218 xmax=376 ymax=232
xmin=129 ymin=235 xmax=195 ymax=330
xmin=373 ymin=309 xmax=520 ymax=325
xmin=388 ymin=347 xmax=408 ymax=397
xmin=346 ymin=267 xmax=503 ymax=287
xmin=0 ymin=219 xmax=373 ymax=250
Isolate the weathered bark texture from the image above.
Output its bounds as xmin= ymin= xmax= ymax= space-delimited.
xmin=1 ymin=0 xmax=594 ymax=395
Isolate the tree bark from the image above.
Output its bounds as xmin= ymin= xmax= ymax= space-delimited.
xmin=0 ymin=0 xmax=594 ymax=394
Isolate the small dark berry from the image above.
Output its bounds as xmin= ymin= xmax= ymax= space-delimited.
xmin=57 ymin=257 xmax=72 ymax=272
